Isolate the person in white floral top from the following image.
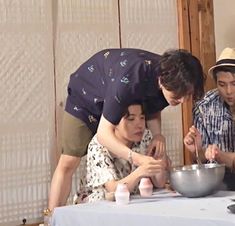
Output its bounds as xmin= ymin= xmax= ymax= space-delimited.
xmin=75 ymin=102 xmax=170 ymax=203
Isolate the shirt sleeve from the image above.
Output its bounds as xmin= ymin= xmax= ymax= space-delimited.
xmin=87 ymin=136 xmax=120 ymax=188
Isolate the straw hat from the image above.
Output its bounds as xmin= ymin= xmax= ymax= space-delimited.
xmin=208 ymin=47 xmax=235 ymax=76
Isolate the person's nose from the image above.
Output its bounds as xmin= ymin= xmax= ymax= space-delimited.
xmin=226 ymin=85 xmax=233 ymax=95
xmin=136 ymin=119 xmax=144 ymax=128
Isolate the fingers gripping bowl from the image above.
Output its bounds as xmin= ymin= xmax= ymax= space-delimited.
xmin=170 ymin=163 xmax=225 ymax=198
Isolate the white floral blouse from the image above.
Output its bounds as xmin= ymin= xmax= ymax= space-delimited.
xmin=75 ymin=129 xmax=152 ymax=203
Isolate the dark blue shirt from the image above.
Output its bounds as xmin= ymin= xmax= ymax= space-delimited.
xmin=65 ymin=48 xmax=169 ymax=133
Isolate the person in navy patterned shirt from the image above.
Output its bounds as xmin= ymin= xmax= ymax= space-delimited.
xmin=48 ymin=48 xmax=205 ymax=210
xmin=184 ymin=47 xmax=235 ymax=190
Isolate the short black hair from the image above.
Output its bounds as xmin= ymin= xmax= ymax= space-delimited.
xmin=213 ymin=66 xmax=235 ymax=81
xmin=121 ymin=100 xmax=145 ymax=119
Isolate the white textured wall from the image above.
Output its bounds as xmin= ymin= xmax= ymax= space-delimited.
xmin=213 ymin=0 xmax=235 ymax=57
xmin=0 ymin=0 xmax=55 ymax=225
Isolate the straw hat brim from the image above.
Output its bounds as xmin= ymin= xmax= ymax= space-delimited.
xmin=208 ymin=47 xmax=235 ymax=77
xmin=208 ymin=63 xmax=235 ymax=77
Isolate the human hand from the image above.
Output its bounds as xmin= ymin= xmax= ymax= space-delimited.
xmin=147 ymin=134 xmax=166 ymax=159
xmin=205 ymin=144 xmax=220 ymax=161
xmin=162 ymin=154 xmax=172 ymax=171
xmin=184 ymin=126 xmax=202 ymax=153
xmin=137 ymin=159 xmax=166 ymax=177
xmin=135 ymin=153 xmax=159 ymax=166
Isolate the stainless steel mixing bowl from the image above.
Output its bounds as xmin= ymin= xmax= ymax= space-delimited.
xmin=170 ymin=163 xmax=225 ymax=198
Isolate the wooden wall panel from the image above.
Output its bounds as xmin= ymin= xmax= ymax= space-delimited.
xmin=177 ymin=0 xmax=216 ymax=164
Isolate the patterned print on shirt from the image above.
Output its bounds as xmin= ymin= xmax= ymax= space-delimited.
xmin=120 ymin=59 xmax=128 ymax=67
xmin=121 ymin=76 xmax=130 ymax=84
xmin=94 ymin=98 xmax=98 ymax=103
xmin=108 ymin=68 xmax=113 ymax=77
xmin=82 ymin=88 xmax=87 ymax=95
xmin=88 ymin=65 xmax=94 ymax=72
xmin=114 ymin=95 xmax=121 ymax=104
xmin=120 ymin=51 xmax=126 ymax=56
xmin=88 ymin=115 xmax=97 ymax=123
xmin=74 ymin=106 xmax=80 ymax=111
xmin=104 ymin=51 xmax=110 ymax=59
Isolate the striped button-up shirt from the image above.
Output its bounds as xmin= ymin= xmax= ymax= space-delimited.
xmin=193 ymin=89 xmax=235 ymax=152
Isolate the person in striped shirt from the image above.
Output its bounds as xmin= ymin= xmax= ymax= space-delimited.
xmin=184 ymin=47 xmax=235 ymax=190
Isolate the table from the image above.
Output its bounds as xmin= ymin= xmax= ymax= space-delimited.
xmin=51 ymin=190 xmax=235 ymax=226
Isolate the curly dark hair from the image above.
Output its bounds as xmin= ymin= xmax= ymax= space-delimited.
xmin=156 ymin=49 xmax=206 ymax=101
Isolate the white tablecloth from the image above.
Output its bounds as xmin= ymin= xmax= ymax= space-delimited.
xmin=51 ymin=190 xmax=235 ymax=226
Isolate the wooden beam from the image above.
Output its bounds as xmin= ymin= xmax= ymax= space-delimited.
xmin=177 ymin=0 xmax=216 ymax=165
xmin=198 ymin=0 xmax=216 ymax=91
xmin=184 ymin=0 xmax=201 ymax=164
xmin=177 ymin=0 xmax=191 ymax=51
xmin=177 ymin=0 xmax=193 ymax=165
xmin=188 ymin=0 xmax=200 ymax=59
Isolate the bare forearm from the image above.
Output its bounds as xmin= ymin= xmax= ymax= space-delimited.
xmin=97 ymin=115 xmax=142 ymax=165
xmin=105 ymin=169 xmax=142 ymax=193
